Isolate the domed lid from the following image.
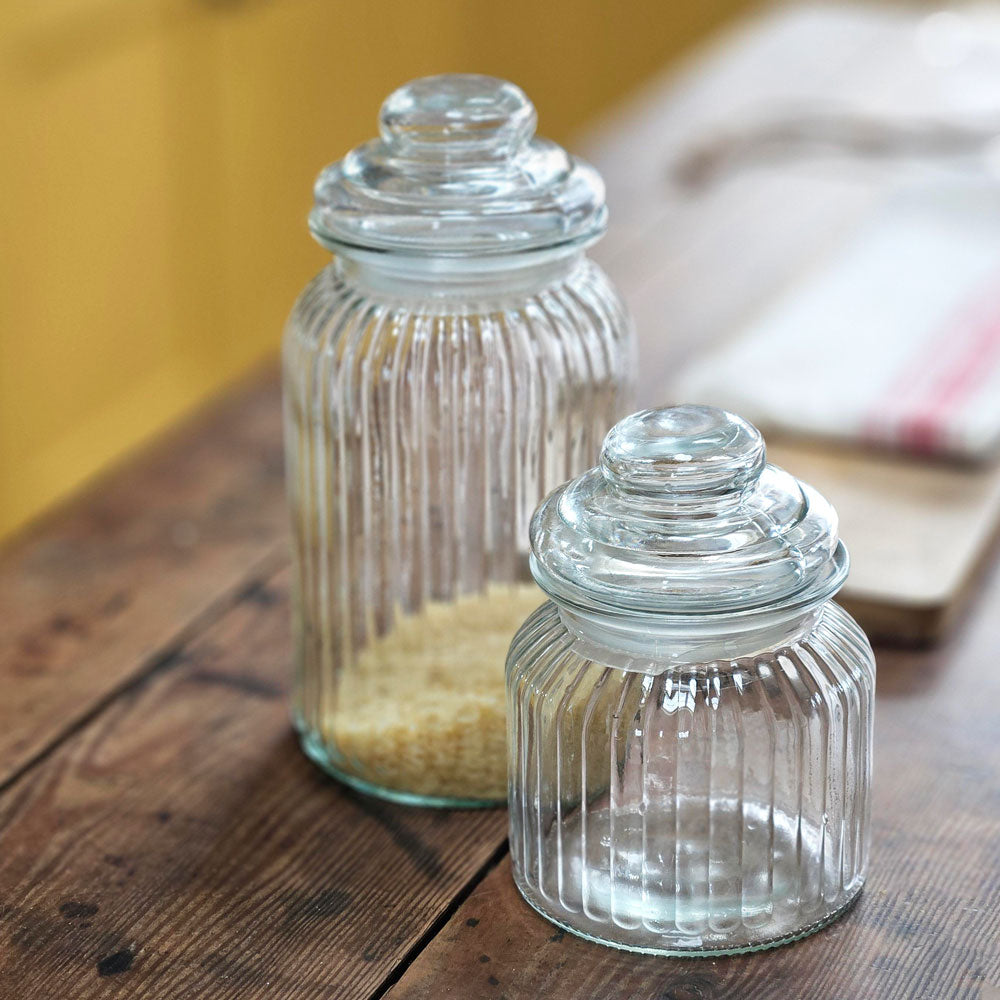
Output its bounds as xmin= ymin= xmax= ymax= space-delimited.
xmin=530 ymin=405 xmax=849 ymax=618
xmin=309 ymin=74 xmax=607 ymax=257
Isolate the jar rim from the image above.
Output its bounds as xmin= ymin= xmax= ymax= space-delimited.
xmin=530 ymin=543 xmax=849 ymax=626
xmin=311 ymin=227 xmax=604 ymax=262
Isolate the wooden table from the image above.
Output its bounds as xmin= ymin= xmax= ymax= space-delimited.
xmin=2 ymin=6 xmax=998 ymax=998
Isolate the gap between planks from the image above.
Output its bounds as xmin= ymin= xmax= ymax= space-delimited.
xmin=370 ymin=838 xmax=511 ymax=1000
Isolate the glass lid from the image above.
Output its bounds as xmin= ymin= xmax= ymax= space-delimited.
xmin=309 ymin=74 xmax=607 ymax=257
xmin=529 ymin=405 xmax=849 ymax=618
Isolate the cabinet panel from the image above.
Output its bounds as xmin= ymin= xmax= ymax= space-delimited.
xmin=0 ymin=3 xmax=209 ymax=533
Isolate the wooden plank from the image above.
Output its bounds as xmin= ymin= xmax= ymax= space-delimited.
xmin=383 ymin=562 xmax=1000 ymax=999
xmin=0 ymin=366 xmax=288 ymax=788
xmin=0 ymin=566 xmax=509 ymax=999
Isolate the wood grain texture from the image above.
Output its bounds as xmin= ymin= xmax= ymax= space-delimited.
xmin=0 ymin=367 xmax=288 ymax=787
xmin=386 ymin=565 xmax=1000 ymax=1000
xmin=768 ymin=440 xmax=1000 ymax=644
xmin=0 ymin=567 xmax=508 ymax=1000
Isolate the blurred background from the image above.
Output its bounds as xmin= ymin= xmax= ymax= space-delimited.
xmin=7 ymin=0 xmax=1000 ymax=642
xmin=0 ymin=0 xmax=756 ymax=542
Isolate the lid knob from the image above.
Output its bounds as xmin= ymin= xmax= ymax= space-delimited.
xmin=311 ymin=74 xmax=606 ymax=255
xmin=379 ymin=74 xmax=536 ymax=157
xmin=600 ymin=405 xmax=766 ymax=501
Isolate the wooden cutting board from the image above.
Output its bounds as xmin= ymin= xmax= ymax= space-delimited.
xmin=582 ymin=3 xmax=1000 ymax=643
xmin=768 ymin=440 xmax=1000 ymax=643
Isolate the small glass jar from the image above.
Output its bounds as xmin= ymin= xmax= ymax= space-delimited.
xmin=507 ymin=405 xmax=875 ymax=955
xmin=284 ymin=75 xmax=636 ymax=806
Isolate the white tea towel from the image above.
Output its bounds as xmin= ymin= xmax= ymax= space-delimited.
xmin=672 ymin=177 xmax=1000 ymax=461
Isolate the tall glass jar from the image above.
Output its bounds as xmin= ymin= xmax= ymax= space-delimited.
xmin=284 ymin=75 xmax=636 ymax=806
xmin=507 ymin=405 xmax=875 ymax=954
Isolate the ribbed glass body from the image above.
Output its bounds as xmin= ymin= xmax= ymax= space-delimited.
xmin=507 ymin=599 xmax=875 ymax=955
xmin=284 ymin=251 xmax=635 ymax=805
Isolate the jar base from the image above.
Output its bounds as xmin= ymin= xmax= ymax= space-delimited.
xmin=296 ymin=725 xmax=505 ymax=810
xmin=513 ymin=879 xmax=864 ymax=957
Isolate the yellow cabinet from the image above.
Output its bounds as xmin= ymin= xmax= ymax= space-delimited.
xmin=2 ymin=3 xmax=190 ymax=535
xmin=0 ymin=0 xmax=751 ymax=539
xmin=0 ymin=0 xmax=473 ymax=538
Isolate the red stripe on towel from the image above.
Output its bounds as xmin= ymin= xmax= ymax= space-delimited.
xmin=864 ymin=275 xmax=1000 ymax=455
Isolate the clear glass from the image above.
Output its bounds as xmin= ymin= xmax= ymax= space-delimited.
xmin=308 ymin=74 xmax=608 ymax=257
xmin=284 ymin=249 xmax=635 ymax=806
xmin=507 ymin=404 xmax=875 ymax=953
xmin=507 ymin=600 xmax=874 ymax=955
xmin=284 ymin=74 xmax=636 ymax=806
